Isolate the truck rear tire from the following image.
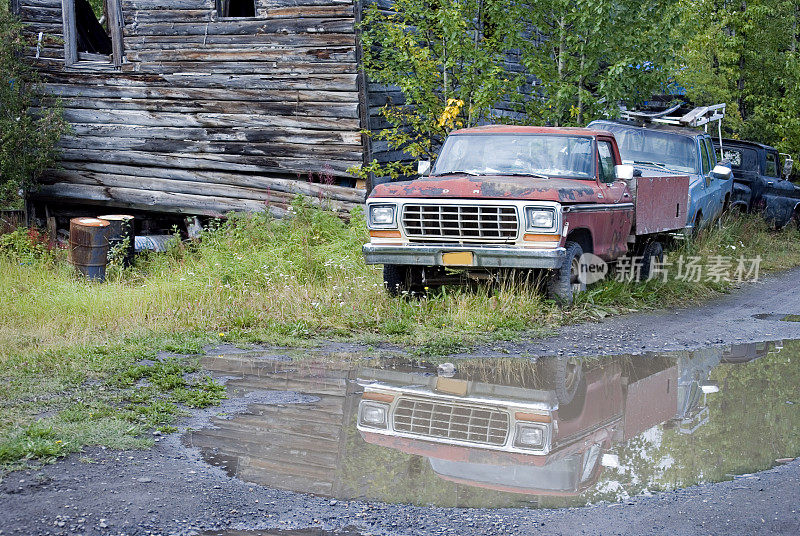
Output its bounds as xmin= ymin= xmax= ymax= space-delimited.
xmin=547 ymin=241 xmax=586 ymax=306
xmin=640 ymin=240 xmax=664 ymax=281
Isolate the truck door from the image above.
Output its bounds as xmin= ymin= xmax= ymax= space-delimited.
xmin=699 ymin=137 xmax=718 ymax=220
xmin=596 ymin=138 xmax=634 ymax=258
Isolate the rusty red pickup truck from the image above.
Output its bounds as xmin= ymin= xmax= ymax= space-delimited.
xmin=364 ymin=125 xmax=690 ymax=303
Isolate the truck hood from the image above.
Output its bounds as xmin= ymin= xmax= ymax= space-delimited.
xmin=371 ymin=175 xmax=599 ymax=203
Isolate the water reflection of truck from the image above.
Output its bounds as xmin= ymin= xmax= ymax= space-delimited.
xmin=356 ymin=354 xmax=720 ymax=497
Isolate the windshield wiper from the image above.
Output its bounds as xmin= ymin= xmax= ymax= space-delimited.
xmin=633 ymin=160 xmax=680 ymax=172
xmin=499 ymin=171 xmax=551 ymax=179
xmin=432 ymin=170 xmax=481 ymax=176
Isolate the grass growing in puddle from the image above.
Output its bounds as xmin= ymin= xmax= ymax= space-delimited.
xmin=0 ymin=334 xmax=225 ymax=471
xmin=3 ymin=199 xmax=800 ymax=467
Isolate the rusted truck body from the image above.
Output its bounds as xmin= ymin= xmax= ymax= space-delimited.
xmin=363 ymin=126 xmax=690 ymax=302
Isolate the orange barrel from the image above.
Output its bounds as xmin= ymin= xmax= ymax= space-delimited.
xmin=69 ymin=217 xmax=110 ymax=282
xmin=97 ymin=214 xmax=134 ymax=266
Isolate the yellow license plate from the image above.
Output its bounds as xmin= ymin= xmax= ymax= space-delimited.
xmin=442 ymin=251 xmax=474 ymax=266
xmin=435 ymin=377 xmax=468 ymax=396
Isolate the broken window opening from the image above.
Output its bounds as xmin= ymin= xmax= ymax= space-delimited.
xmin=62 ymin=0 xmax=124 ymax=67
xmin=75 ymin=0 xmax=111 ymax=55
xmin=217 ymin=0 xmax=256 ymax=18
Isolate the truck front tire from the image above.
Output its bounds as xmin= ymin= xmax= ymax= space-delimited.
xmin=383 ymin=264 xmax=423 ymax=296
xmin=547 ymin=241 xmax=586 ymax=306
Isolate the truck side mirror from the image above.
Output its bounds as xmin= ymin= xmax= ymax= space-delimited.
xmin=417 ymin=160 xmax=431 ymax=176
xmin=614 ymin=164 xmax=636 ymax=181
xmin=710 ymin=164 xmax=732 ymax=181
xmin=782 ymin=154 xmax=794 ymax=178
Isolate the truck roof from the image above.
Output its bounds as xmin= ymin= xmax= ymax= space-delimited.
xmin=712 ymin=137 xmax=778 ymax=152
xmin=451 ymin=125 xmax=612 ymax=137
xmin=590 ymin=119 xmax=706 ymax=139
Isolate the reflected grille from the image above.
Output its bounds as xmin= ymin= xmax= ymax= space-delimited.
xmin=393 ymin=397 xmax=509 ymax=445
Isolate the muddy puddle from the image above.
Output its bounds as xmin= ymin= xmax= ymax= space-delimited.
xmin=184 ymin=340 xmax=800 ymax=509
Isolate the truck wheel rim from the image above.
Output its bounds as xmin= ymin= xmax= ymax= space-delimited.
xmin=570 ymin=256 xmax=581 ymax=292
xmin=564 ymin=358 xmax=581 ymax=393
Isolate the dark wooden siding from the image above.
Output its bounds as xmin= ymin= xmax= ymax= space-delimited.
xmin=19 ymin=0 xmax=367 ymax=217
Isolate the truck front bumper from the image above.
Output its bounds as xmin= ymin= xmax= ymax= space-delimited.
xmin=363 ymin=243 xmax=566 ymax=269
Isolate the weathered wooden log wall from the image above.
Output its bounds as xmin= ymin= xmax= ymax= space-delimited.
xmin=17 ymin=0 xmax=368 ymax=218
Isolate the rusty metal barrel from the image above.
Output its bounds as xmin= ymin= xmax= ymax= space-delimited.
xmin=69 ymin=217 xmax=110 ymax=282
xmin=97 ymin=214 xmax=135 ymax=266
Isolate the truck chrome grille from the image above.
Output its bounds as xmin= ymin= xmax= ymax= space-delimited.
xmin=402 ymin=204 xmax=518 ymax=242
xmin=393 ymin=397 xmax=509 ymax=446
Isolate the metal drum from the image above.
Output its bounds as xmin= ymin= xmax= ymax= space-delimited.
xmin=97 ymin=214 xmax=135 ymax=266
xmin=69 ymin=217 xmax=110 ymax=282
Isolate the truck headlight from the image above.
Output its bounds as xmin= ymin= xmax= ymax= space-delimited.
xmin=369 ymin=204 xmax=397 ymax=228
xmin=359 ymin=401 xmax=389 ymax=428
xmin=514 ymin=423 xmax=546 ymax=449
xmin=525 ymin=207 xmax=555 ymax=230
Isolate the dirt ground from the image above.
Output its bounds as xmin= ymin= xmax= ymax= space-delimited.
xmin=2 ymin=268 xmax=800 ymax=536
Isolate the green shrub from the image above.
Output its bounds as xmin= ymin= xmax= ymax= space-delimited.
xmin=0 ymin=11 xmax=69 ymax=207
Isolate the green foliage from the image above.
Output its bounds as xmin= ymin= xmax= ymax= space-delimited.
xmin=521 ymin=0 xmax=677 ymax=126
xmin=0 ymin=337 xmax=226 ymax=470
xmin=0 ymin=226 xmax=59 ymax=263
xmin=0 ymin=11 xmax=69 ymax=207
xmin=674 ymin=0 xmax=800 ymax=163
xmin=353 ymin=0 xmax=531 ymax=179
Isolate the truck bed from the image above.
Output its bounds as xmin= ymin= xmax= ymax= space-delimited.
xmin=625 ymin=171 xmax=689 ymax=235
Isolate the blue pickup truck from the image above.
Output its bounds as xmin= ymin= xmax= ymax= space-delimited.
xmin=589 ymin=119 xmax=734 ymax=232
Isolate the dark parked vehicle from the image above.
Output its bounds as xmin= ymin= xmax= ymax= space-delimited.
xmin=713 ymin=138 xmax=798 ymax=228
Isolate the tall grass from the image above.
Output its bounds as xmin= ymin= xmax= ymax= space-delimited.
xmin=2 ymin=201 xmax=800 ymax=365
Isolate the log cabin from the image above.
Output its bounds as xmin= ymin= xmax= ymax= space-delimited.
xmin=12 ymin=0 xmax=530 ymax=226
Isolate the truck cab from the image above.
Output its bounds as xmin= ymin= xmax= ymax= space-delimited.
xmin=589 ymin=120 xmax=734 ymax=232
xmin=364 ymin=126 xmax=689 ymax=304
xmin=713 ymin=138 xmax=799 ymax=228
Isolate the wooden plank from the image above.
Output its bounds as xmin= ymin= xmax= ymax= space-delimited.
xmin=57 ymin=148 xmax=360 ymax=176
xmin=43 ymin=71 xmax=359 ymax=92
xmin=124 ymin=46 xmax=357 ymax=63
xmin=65 ymin=123 xmax=362 ymax=145
xmin=58 ymin=162 xmax=366 ymax=203
xmin=57 ymin=107 xmax=360 ymax=131
xmin=33 ymin=183 xmax=288 ymax=218
xmin=59 ymin=0 xmax=76 ymax=66
xmin=123 ymin=31 xmax=357 ymax=48
xmin=107 ymin=0 xmax=124 ymax=69
xmin=58 ymin=136 xmax=363 ymax=161
xmin=44 ymin=83 xmax=360 ymax=103
xmin=124 ymin=5 xmax=354 ymax=23
xmin=42 ymin=169 xmax=355 ymax=212
xmin=126 ymin=18 xmax=355 ymax=38
xmin=11 ymin=0 xmax=22 ymax=15
xmin=58 ymin=96 xmax=360 ymax=118
xmin=135 ymin=60 xmax=357 ymax=76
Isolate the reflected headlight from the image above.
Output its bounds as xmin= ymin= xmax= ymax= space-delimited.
xmin=359 ymin=401 xmax=389 ymax=428
xmin=514 ymin=423 xmax=546 ymax=449
xmin=369 ymin=204 xmax=397 ymax=228
xmin=525 ymin=207 xmax=556 ymax=230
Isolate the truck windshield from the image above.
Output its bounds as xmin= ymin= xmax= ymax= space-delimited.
xmin=432 ymin=134 xmax=596 ymax=179
xmin=600 ymin=124 xmax=699 ymax=174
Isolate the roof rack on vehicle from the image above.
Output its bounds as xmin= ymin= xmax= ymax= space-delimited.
xmin=621 ymin=103 xmax=727 ymax=156
xmin=621 ymin=103 xmax=725 ymax=128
